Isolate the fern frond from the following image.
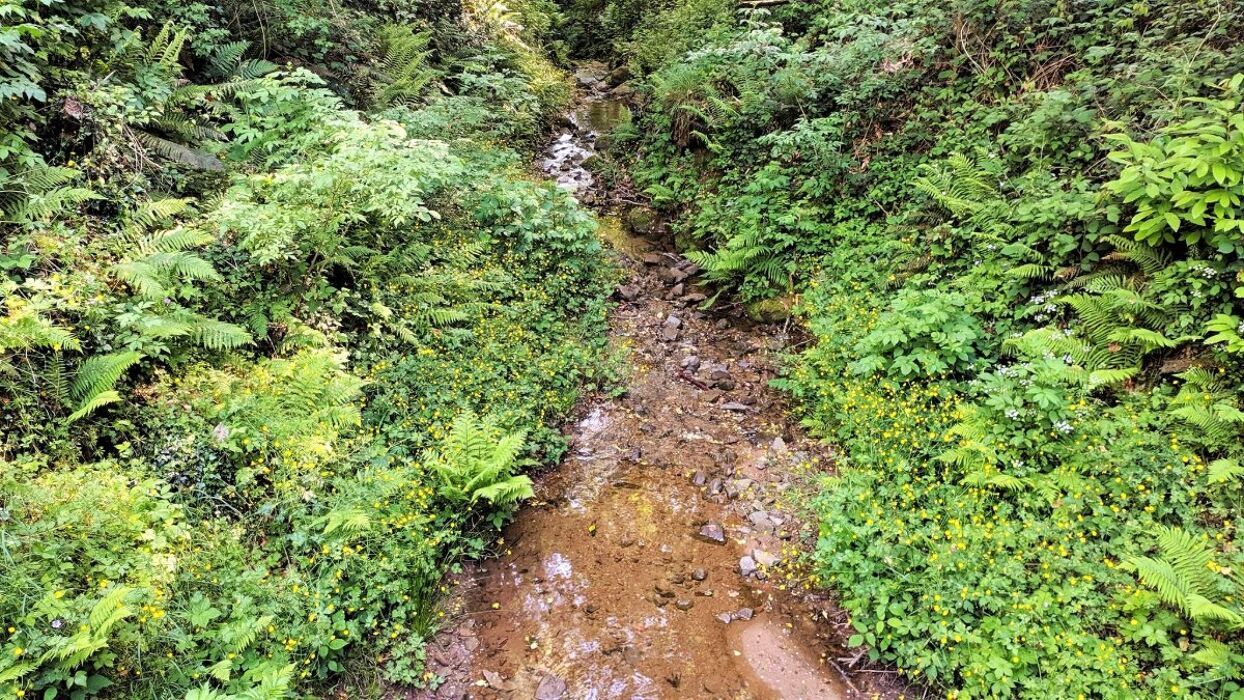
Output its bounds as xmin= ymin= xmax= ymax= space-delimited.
xmin=71 ymin=351 xmax=143 ymax=403
xmin=134 ymin=131 xmax=224 ymax=171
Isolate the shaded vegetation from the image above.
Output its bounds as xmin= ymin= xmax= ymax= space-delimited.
xmin=1 ymin=0 xmax=610 ymax=697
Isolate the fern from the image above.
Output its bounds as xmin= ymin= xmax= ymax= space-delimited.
xmin=370 ymin=25 xmax=440 ymax=107
xmin=146 ymin=23 xmax=189 ymax=70
xmin=914 ymin=153 xmax=1004 ymax=221
xmin=0 ymin=308 xmax=79 ymax=353
xmin=207 ymin=40 xmax=277 ymax=81
xmin=1207 ymin=458 xmax=1244 ymax=485
xmin=190 ymin=318 xmax=253 ymax=350
xmin=66 ymin=390 xmax=123 ymax=423
xmin=134 ymin=131 xmax=224 ymax=171
xmin=427 ymin=412 xmax=534 ymax=516
xmin=0 ymin=166 xmax=98 ymax=223
xmin=40 ymin=587 xmax=137 ymax=669
xmin=71 ymin=351 xmax=143 ymax=405
xmin=1169 ymin=368 xmax=1244 ymax=445
xmin=1129 ymin=527 xmax=1244 ymax=628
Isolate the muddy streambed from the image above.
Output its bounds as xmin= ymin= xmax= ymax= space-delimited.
xmin=408 ymin=73 xmax=900 ymax=700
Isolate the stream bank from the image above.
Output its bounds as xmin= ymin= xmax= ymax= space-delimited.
xmin=407 ymin=66 xmax=905 ymax=700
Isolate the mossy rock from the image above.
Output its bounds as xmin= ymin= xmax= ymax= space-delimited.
xmin=745 ymin=295 xmax=796 ymax=323
xmin=597 ymin=215 xmax=651 ymax=257
xmin=625 ymin=206 xmax=658 ymax=234
xmin=673 ymin=230 xmax=697 ymax=251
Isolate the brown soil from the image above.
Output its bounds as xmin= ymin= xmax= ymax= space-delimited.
xmin=402 ymin=224 xmax=908 ymax=698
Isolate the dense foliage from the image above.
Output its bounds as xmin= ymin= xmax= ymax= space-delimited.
xmin=1 ymin=0 xmax=610 ymax=697
xmin=608 ymin=0 xmax=1244 ymax=696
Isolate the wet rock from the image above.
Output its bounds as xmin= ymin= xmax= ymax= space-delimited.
xmin=696 ymin=521 xmax=727 ymax=545
xmin=607 ymin=65 xmax=632 ymax=85
xmin=738 ymin=555 xmax=757 ymax=578
xmin=617 ymin=283 xmax=640 ymax=301
xmin=610 ymin=83 xmax=636 ymax=100
xmin=675 ymin=598 xmax=694 ymax=611
xmin=691 ymin=568 xmax=708 ymax=581
xmin=535 ymin=674 xmax=568 ymax=700
xmin=574 ymin=67 xmax=603 ymax=87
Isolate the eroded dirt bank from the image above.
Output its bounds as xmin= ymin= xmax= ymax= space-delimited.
xmin=408 ymin=73 xmax=905 ymax=700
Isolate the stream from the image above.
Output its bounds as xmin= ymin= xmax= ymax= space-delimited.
xmin=410 ymin=65 xmax=897 ymax=700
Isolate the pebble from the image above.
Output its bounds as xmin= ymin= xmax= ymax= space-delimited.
xmin=696 ymin=521 xmax=727 ymax=545
xmin=748 ymin=511 xmax=774 ymax=531
xmin=738 ymin=555 xmax=757 ymax=578
xmin=725 ymin=478 xmax=752 ymax=499
xmin=535 ymin=674 xmax=568 ymax=700
xmin=661 ymin=315 xmax=682 ymax=341
xmin=691 ymin=568 xmax=707 ymax=581
xmin=753 ymin=549 xmax=780 ymax=567
xmin=675 ymin=598 xmax=694 ymax=611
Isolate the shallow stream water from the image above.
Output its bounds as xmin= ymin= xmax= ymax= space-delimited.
xmin=411 ymin=66 xmax=900 ymax=700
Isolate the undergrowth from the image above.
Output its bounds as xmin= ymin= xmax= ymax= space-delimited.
xmin=0 ymin=0 xmax=610 ymax=697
